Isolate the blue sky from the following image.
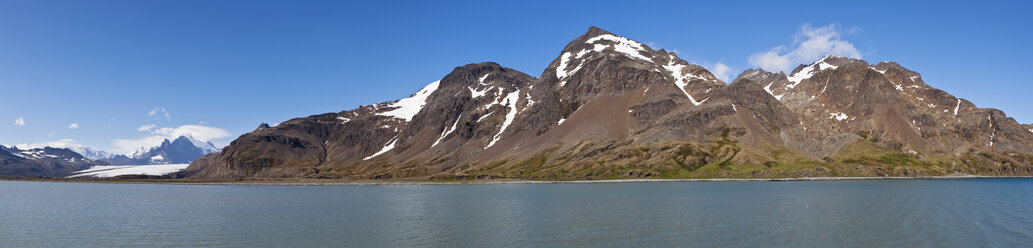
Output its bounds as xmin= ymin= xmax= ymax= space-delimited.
xmin=2 ymin=0 xmax=1031 ymax=153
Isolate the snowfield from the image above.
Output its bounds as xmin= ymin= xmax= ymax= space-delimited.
xmin=67 ymin=164 xmax=189 ymax=178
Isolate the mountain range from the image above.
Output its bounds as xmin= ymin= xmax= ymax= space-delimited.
xmin=0 ymin=136 xmax=220 ymax=177
xmin=183 ymin=27 xmax=1033 ymax=180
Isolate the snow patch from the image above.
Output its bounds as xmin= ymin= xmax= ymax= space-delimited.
xmin=431 ymin=117 xmax=461 ymax=148
xmin=585 ymin=34 xmax=652 ymax=61
xmin=954 ymin=98 xmax=961 ymax=115
xmin=485 ymin=90 xmax=520 ymax=149
xmin=477 ymin=112 xmax=493 ymax=123
xmin=781 ymin=55 xmax=840 ymax=98
xmin=870 ymin=67 xmax=887 ymax=74
xmin=364 ymin=138 xmax=397 ymax=160
xmin=377 ymin=80 xmax=440 ymax=122
xmin=337 ymin=116 xmax=351 ymax=124
xmin=14 ymin=149 xmax=59 ymax=159
xmin=556 ymin=52 xmax=574 ymax=79
xmin=830 ymin=112 xmax=849 ymax=121
xmin=816 ymin=60 xmax=838 ymax=71
xmin=479 ymin=73 xmax=490 ymax=83
xmin=988 ymin=114 xmax=995 ymax=147
xmin=763 ymin=83 xmax=784 ymax=101
xmin=786 ymin=64 xmax=816 ymax=86
xmin=557 ymin=118 xmax=566 ymax=125
xmin=469 ymin=86 xmax=491 ymax=99
xmin=663 ymin=55 xmax=707 ymax=105
xmin=524 ymin=92 xmax=535 ymax=109
xmin=556 ymin=52 xmax=587 ymax=81
xmin=150 ymin=155 xmax=164 ymax=161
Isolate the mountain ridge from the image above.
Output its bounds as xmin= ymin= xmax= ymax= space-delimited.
xmin=182 ymin=27 xmax=1033 ymax=180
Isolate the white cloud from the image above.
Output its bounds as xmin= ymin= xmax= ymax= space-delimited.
xmin=16 ymin=139 xmax=84 ymax=150
xmin=706 ymin=62 xmax=733 ymax=83
xmin=198 ymin=121 xmax=209 ymax=125
xmin=111 ymin=124 xmax=231 ymax=155
xmin=68 ymin=123 xmax=79 ymax=129
xmin=148 ymin=107 xmax=170 ymax=119
xmin=151 ymin=125 xmax=230 ymax=142
xmin=137 ymin=124 xmax=156 ymax=132
xmin=14 ymin=116 xmax=25 ymax=126
xmin=748 ymin=24 xmax=862 ymax=73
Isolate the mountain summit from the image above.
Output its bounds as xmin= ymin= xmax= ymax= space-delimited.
xmin=183 ymin=27 xmax=1033 ymax=180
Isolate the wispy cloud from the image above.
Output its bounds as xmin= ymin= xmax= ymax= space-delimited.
xmin=17 ymin=139 xmax=85 ymax=150
xmin=14 ymin=116 xmax=25 ymax=126
xmin=151 ymin=125 xmax=230 ymax=142
xmin=748 ymin=24 xmax=862 ymax=73
xmin=136 ymin=124 xmax=156 ymax=132
xmin=148 ymin=107 xmax=170 ymax=119
xmin=68 ymin=123 xmax=79 ymax=129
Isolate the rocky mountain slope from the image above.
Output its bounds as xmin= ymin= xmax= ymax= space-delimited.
xmin=0 ymin=145 xmax=108 ymax=177
xmin=184 ymin=27 xmax=1033 ymax=180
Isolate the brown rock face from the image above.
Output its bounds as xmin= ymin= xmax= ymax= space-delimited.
xmin=188 ymin=27 xmax=1033 ymax=180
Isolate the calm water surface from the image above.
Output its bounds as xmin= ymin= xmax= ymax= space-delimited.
xmin=1 ymin=179 xmax=1032 ymax=247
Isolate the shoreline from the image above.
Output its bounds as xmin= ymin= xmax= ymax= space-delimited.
xmin=2 ymin=174 xmax=1030 ymax=186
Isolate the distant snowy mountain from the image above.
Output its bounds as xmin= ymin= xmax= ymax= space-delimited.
xmin=103 ymin=136 xmax=221 ymax=165
xmin=71 ymin=147 xmax=115 ymax=160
